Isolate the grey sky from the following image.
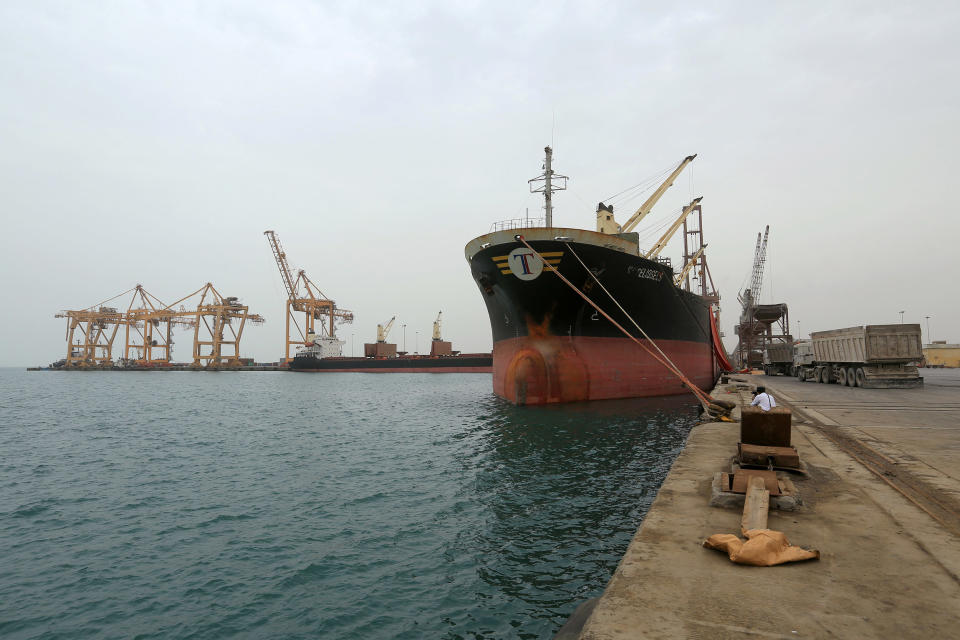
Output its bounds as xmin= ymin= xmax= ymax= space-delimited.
xmin=2 ymin=1 xmax=958 ymax=366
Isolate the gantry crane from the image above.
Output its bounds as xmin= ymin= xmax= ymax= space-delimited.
xmin=159 ymin=283 xmax=265 ymax=368
xmin=55 ymin=304 xmax=125 ymax=368
xmin=264 ymin=230 xmax=354 ymax=362
xmin=55 ymin=283 xmax=262 ymax=369
xmin=123 ymin=285 xmax=196 ymax=365
xmin=598 ymin=154 xmax=696 ymax=234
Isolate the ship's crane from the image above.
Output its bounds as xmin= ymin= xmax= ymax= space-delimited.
xmin=377 ymin=316 xmax=396 ymax=343
xmin=615 ymin=154 xmax=696 ymax=234
xmin=674 ymin=245 xmax=707 ymax=286
xmin=432 ymin=311 xmax=443 ymax=341
xmin=644 ymin=197 xmax=703 ymax=259
xmin=264 ymin=230 xmax=354 ymax=361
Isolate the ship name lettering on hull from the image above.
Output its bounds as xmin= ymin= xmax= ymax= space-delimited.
xmin=627 ymin=266 xmax=663 ymax=281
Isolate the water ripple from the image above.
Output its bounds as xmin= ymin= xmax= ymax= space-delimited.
xmin=0 ymin=369 xmax=698 ymax=639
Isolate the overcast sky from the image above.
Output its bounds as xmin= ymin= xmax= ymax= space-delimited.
xmin=2 ymin=1 xmax=958 ymax=366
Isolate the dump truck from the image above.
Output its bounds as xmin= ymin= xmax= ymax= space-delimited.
xmin=763 ymin=341 xmax=794 ymax=375
xmin=791 ymin=340 xmax=813 ymax=377
xmin=796 ymin=324 xmax=923 ymax=388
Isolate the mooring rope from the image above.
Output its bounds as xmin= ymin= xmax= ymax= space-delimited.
xmin=514 ymin=235 xmax=714 ymax=408
xmin=564 ymin=242 xmax=693 ymax=388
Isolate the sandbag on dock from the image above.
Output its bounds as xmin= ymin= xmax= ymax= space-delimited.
xmin=704 ymin=529 xmax=819 ymax=566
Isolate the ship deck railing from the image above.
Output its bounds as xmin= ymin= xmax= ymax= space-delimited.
xmin=489 ymin=217 xmax=546 ymax=232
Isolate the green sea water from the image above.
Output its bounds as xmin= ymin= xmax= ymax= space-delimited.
xmin=0 ymin=368 xmax=699 ymax=639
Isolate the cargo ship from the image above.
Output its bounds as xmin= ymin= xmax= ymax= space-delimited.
xmin=288 ymin=352 xmax=493 ymax=373
xmin=465 ymin=147 xmax=726 ymax=405
xmin=288 ymin=322 xmax=492 ymax=373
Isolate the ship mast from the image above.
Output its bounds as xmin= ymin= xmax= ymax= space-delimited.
xmin=528 ymin=146 xmax=568 ymax=228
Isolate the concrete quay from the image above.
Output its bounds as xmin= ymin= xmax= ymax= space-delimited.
xmin=575 ymin=368 xmax=960 ymax=639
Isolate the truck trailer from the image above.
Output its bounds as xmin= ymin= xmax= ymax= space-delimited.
xmin=796 ymin=324 xmax=923 ymax=388
xmin=763 ymin=341 xmax=794 ymax=376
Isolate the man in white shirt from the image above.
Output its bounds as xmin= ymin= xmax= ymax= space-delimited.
xmin=750 ymin=386 xmax=776 ymax=411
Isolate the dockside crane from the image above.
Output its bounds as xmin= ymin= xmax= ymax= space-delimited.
xmin=55 ymin=303 xmax=125 ymax=368
xmin=160 ymin=283 xmax=264 ymax=368
xmin=734 ymin=225 xmax=785 ymax=369
xmin=674 ymin=245 xmax=707 ymax=287
xmin=264 ymin=230 xmax=354 ymax=362
xmin=738 ymin=226 xmax=769 ymax=314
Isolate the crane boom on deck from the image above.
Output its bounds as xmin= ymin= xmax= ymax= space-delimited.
xmin=618 ymin=154 xmax=696 ymax=234
xmin=674 ymin=245 xmax=707 ymax=286
xmin=432 ymin=312 xmax=443 ymax=341
xmin=377 ymin=317 xmax=396 ymax=343
xmin=644 ymin=197 xmax=703 ymax=259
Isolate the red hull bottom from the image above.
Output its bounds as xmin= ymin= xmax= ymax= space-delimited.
xmin=494 ymin=336 xmax=714 ymax=405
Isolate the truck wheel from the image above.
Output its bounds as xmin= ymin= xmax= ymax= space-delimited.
xmin=819 ymin=367 xmax=830 ymax=384
xmin=838 ymin=368 xmax=848 ymax=386
xmin=797 ymin=368 xmax=805 ymax=381
xmin=855 ymin=368 xmax=865 ymax=387
xmin=847 ymin=367 xmax=857 ymax=387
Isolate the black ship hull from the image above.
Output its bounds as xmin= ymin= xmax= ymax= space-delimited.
xmin=465 ymin=227 xmax=718 ymax=404
xmin=290 ymin=354 xmax=492 ymax=373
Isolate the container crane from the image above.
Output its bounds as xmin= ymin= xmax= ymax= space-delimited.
xmin=264 ymin=230 xmax=354 ymax=361
xmin=55 ymin=283 xmax=262 ymax=369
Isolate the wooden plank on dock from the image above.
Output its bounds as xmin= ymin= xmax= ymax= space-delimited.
xmin=741 ymin=476 xmax=769 ymax=535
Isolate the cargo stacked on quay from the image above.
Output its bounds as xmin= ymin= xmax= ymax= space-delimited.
xmin=465 ymin=147 xmax=729 ymax=405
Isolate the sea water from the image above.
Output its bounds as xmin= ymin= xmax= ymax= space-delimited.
xmin=0 ymin=369 xmax=699 ymax=639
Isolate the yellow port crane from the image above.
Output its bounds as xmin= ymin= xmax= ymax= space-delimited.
xmin=264 ymin=230 xmax=354 ymax=362
xmin=56 ymin=283 xmax=262 ymax=369
xmin=123 ymin=284 xmax=196 ymax=366
xmin=161 ymin=283 xmax=264 ymax=368
xmin=55 ymin=302 xmax=126 ymax=368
